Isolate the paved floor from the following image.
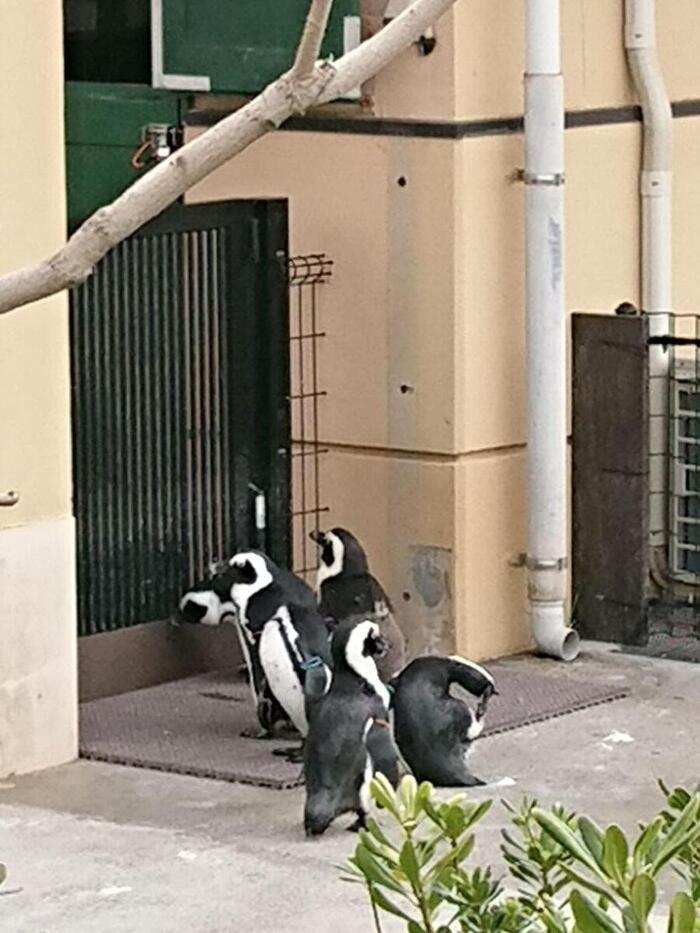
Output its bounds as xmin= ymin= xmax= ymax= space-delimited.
xmin=1 ymin=643 xmax=699 ymax=932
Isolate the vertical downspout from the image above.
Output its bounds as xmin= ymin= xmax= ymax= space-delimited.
xmin=624 ymin=0 xmax=672 ymax=563
xmin=524 ymin=0 xmax=579 ymax=660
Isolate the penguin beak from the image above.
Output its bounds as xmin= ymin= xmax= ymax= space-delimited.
xmin=309 ymin=529 xmax=325 ymax=545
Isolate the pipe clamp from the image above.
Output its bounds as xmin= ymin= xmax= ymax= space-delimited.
xmin=523 ymin=171 xmax=565 ymax=186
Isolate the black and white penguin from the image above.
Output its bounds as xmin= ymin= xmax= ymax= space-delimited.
xmin=310 ymin=527 xmax=407 ymax=680
xmin=390 ymin=655 xmax=496 ymax=787
xmin=212 ymin=551 xmax=333 ymax=760
xmin=303 ymin=617 xmax=400 ymax=837
xmin=175 ymin=564 xmax=292 ymax=739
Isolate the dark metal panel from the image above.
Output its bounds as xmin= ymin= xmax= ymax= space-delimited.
xmin=256 ymin=202 xmax=291 ymax=567
xmin=572 ymin=312 xmax=650 ymax=645
xmin=71 ymin=199 xmax=291 ymax=637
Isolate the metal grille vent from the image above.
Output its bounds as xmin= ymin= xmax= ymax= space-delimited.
xmin=670 ymin=356 xmax=700 ymax=581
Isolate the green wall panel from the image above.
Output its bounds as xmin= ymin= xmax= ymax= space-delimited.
xmin=66 ymin=82 xmax=184 ymax=228
xmin=161 ymin=0 xmax=360 ymax=95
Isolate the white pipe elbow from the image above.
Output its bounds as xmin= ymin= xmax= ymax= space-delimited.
xmin=531 ymin=602 xmax=580 ymax=662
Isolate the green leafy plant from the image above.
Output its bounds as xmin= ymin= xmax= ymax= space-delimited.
xmin=658 ymin=781 xmax=700 ymax=906
xmin=343 ymin=775 xmax=700 ymax=933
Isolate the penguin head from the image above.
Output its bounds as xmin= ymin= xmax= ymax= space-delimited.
xmin=174 ymin=578 xmax=237 ymax=627
xmin=211 ymin=550 xmax=275 ymax=607
xmin=332 ymin=616 xmax=389 ymax=670
xmin=310 ymin=527 xmax=369 ymax=586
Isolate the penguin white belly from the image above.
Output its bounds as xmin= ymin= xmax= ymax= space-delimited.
xmin=259 ymin=619 xmax=308 ymax=736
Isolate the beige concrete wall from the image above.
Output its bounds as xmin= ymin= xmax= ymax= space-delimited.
xmin=0 ymin=1 xmax=77 ymax=775
xmin=453 ymin=0 xmax=700 ymax=120
xmin=187 ymin=127 xmax=461 ymax=654
xmin=189 ymin=1 xmax=700 ymax=662
xmin=453 ymin=116 xmax=700 ymax=659
xmin=187 ymin=110 xmax=700 ymax=660
xmin=311 ymin=1 xmax=700 ymax=123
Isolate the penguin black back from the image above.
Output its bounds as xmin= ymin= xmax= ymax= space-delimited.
xmin=303 ymin=618 xmax=399 ymax=837
xmin=391 ymin=655 xmax=496 ymax=787
xmin=212 ymin=550 xmax=317 ymax=637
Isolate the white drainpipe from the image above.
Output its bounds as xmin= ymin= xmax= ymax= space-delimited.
xmin=624 ymin=0 xmax=672 ymax=555
xmin=524 ymin=0 xmax=579 ymax=661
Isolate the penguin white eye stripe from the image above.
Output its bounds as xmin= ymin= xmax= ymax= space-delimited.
xmin=315 ymin=531 xmax=345 ymax=589
xmin=345 ymin=621 xmax=391 ymax=711
xmin=449 ymin=655 xmax=495 ymax=687
xmin=228 ymin=552 xmax=274 ymax=607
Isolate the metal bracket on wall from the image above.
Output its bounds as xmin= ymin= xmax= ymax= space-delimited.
xmin=524 ymin=171 xmax=566 ymax=186
xmin=510 ymin=169 xmax=566 ymax=186
xmin=0 ymin=490 xmax=19 ymax=507
xmin=508 ymin=553 xmax=568 ymax=571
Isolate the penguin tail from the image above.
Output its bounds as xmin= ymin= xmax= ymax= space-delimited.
xmin=304 ymin=793 xmax=336 ymax=838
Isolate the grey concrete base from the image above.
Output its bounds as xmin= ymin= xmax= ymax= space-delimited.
xmin=79 ymin=621 xmax=242 ymax=701
xmin=1 ymin=644 xmax=699 ymax=932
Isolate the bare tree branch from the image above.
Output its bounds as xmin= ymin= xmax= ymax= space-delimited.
xmin=291 ymin=0 xmax=335 ymax=79
xmin=0 ymin=0 xmax=456 ymax=316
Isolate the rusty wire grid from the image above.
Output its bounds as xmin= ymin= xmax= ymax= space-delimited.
xmin=287 ymin=254 xmax=333 ymax=581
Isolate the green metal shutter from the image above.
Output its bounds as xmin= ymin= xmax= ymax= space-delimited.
xmin=153 ymin=0 xmax=361 ymax=94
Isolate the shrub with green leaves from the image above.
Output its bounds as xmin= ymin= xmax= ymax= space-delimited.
xmin=342 ymin=775 xmax=700 ymax=932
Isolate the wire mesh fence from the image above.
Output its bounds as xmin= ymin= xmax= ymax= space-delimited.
xmin=287 ymin=253 xmax=333 ymax=582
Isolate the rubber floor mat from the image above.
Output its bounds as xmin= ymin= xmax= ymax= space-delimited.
xmin=79 ymin=658 xmax=629 ymax=788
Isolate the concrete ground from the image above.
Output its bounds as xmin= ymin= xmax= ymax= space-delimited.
xmin=1 ymin=643 xmax=699 ymax=933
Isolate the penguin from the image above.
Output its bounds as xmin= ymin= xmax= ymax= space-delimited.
xmin=309 ymin=527 xmax=407 ymax=680
xmin=212 ymin=551 xmax=333 ymax=762
xmin=175 ymin=562 xmax=293 ymax=740
xmin=303 ymin=617 xmax=400 ymax=837
xmin=390 ymin=655 xmax=496 ymax=787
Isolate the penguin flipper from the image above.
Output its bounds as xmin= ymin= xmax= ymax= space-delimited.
xmin=365 ymin=719 xmax=400 ymax=787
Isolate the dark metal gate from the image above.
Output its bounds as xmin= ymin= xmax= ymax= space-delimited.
xmin=70 ymin=199 xmax=290 ymax=637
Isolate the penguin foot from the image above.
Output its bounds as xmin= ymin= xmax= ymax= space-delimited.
xmin=272 ymin=745 xmax=305 ymax=763
xmin=346 ymin=811 xmax=367 ymax=833
xmin=240 ymin=727 xmax=272 ymax=740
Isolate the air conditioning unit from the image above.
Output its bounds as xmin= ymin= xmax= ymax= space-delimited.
xmin=669 ymin=357 xmax=700 ymax=582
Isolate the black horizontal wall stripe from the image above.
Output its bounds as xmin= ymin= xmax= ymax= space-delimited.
xmin=186 ymin=97 xmax=700 ymax=139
